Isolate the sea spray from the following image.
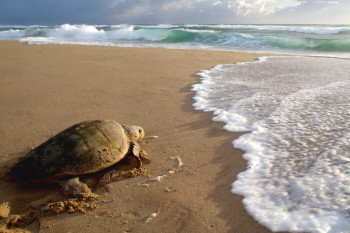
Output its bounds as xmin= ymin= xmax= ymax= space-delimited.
xmin=192 ymin=56 xmax=350 ymax=233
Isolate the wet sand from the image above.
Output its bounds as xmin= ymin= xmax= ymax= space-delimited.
xmin=0 ymin=40 xmax=274 ymax=232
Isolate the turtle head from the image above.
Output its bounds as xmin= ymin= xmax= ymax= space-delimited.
xmin=122 ymin=125 xmax=145 ymax=142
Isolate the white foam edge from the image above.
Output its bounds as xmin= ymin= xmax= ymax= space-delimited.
xmin=191 ymin=56 xmax=350 ymax=232
xmin=230 ymin=79 xmax=350 ymax=233
xmin=192 ymin=57 xmax=277 ymax=133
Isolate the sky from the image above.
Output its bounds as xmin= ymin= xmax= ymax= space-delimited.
xmin=0 ymin=0 xmax=349 ymax=25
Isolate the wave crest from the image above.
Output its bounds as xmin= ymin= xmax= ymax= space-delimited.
xmin=0 ymin=24 xmax=349 ymax=57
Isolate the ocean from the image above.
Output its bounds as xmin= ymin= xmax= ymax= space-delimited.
xmin=1 ymin=24 xmax=350 ymax=233
xmin=0 ymin=24 xmax=350 ymax=58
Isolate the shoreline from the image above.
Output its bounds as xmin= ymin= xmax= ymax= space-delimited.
xmin=0 ymin=40 xmax=274 ymax=232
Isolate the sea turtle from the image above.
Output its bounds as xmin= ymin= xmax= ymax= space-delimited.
xmin=10 ymin=120 xmax=144 ymax=196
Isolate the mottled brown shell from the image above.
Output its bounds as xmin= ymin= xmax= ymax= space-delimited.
xmin=11 ymin=120 xmax=129 ymax=182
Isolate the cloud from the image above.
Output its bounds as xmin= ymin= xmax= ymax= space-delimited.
xmin=213 ymin=1 xmax=223 ymax=6
xmin=0 ymin=0 xmax=348 ymax=25
xmin=108 ymin=0 xmax=304 ymax=21
xmin=260 ymin=0 xmax=349 ymax=24
xmin=106 ymin=0 xmax=304 ymax=23
xmin=315 ymin=0 xmax=339 ymax=3
xmin=227 ymin=0 xmax=302 ymax=16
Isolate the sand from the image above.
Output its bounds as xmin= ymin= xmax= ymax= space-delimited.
xmin=0 ymin=40 xmax=274 ymax=232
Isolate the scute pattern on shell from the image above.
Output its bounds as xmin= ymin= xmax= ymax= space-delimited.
xmin=11 ymin=120 xmax=129 ymax=182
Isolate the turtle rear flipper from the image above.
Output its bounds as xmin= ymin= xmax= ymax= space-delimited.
xmin=130 ymin=142 xmax=142 ymax=168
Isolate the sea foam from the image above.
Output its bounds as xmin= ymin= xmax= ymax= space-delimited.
xmin=193 ymin=56 xmax=350 ymax=233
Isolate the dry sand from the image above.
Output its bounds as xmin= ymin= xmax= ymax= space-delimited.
xmin=0 ymin=40 xmax=274 ymax=232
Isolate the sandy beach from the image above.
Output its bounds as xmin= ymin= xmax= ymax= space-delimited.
xmin=0 ymin=40 xmax=273 ymax=232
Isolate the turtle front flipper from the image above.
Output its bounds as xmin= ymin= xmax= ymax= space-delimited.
xmin=130 ymin=142 xmax=142 ymax=168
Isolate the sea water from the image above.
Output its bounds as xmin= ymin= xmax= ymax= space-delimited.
xmin=193 ymin=56 xmax=350 ymax=233
xmin=0 ymin=24 xmax=350 ymax=58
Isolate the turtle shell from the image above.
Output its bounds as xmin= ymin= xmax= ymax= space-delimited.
xmin=11 ymin=120 xmax=129 ymax=182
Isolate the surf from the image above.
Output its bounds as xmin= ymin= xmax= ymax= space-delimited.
xmin=1 ymin=24 xmax=350 ymax=58
xmin=193 ymin=56 xmax=350 ymax=233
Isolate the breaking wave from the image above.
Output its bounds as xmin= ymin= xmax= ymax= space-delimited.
xmin=0 ymin=24 xmax=350 ymax=57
